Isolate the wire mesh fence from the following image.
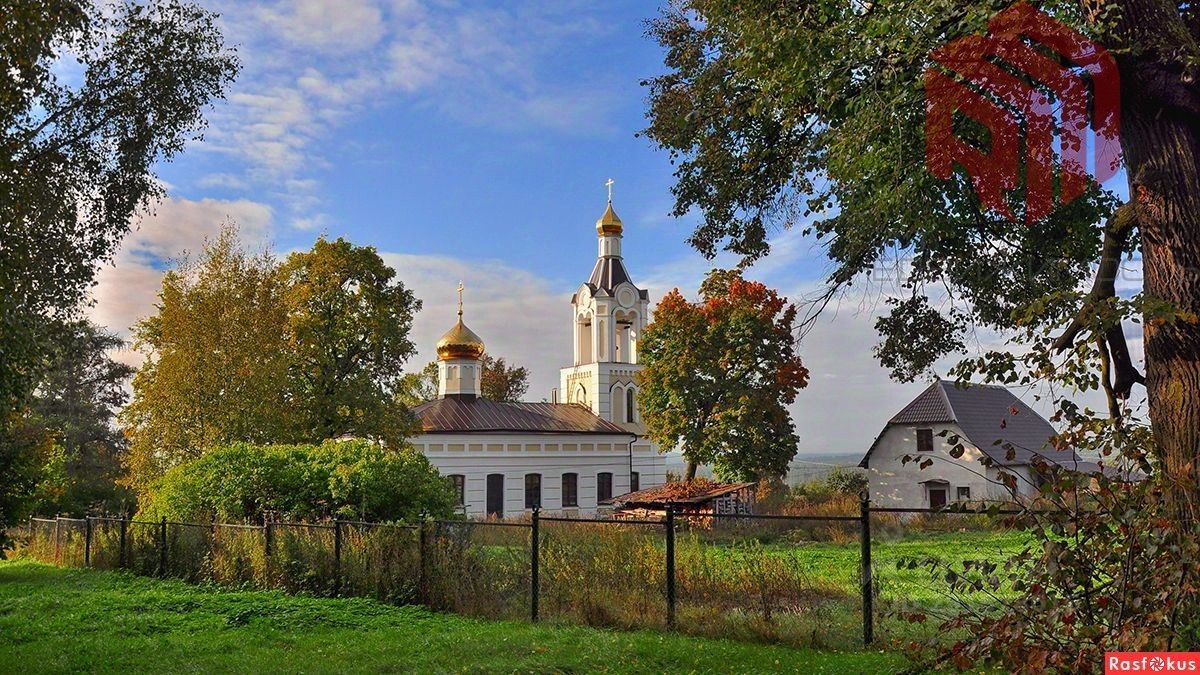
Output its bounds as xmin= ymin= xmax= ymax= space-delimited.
xmin=13 ymin=503 xmax=1025 ymax=651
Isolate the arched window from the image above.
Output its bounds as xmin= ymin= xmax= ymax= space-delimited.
xmin=597 ymin=472 xmax=613 ymax=502
xmin=575 ymin=383 xmax=587 ymax=405
xmin=561 ymin=473 xmax=578 ymax=507
xmin=525 ymin=473 xmax=541 ymax=509
xmin=626 ymin=388 xmax=636 ymax=423
xmin=448 ymin=474 xmax=465 ymax=506
xmin=612 ymin=386 xmax=626 ymax=422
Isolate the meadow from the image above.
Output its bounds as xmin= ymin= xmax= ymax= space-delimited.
xmin=15 ymin=515 xmax=1029 ymax=653
xmin=0 ymin=560 xmax=904 ymax=674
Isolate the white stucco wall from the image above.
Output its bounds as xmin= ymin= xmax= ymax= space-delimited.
xmin=412 ymin=433 xmax=666 ymax=518
xmin=864 ymin=424 xmax=1038 ymax=508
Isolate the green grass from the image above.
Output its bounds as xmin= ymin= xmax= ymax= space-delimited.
xmin=0 ymin=560 xmax=903 ymax=674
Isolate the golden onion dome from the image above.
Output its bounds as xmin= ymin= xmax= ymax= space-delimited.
xmin=595 ymin=200 xmax=623 ymax=236
xmin=436 ymin=317 xmax=485 ymax=360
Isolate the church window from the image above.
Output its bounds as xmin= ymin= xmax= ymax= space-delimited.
xmin=449 ymin=475 xmax=465 ymax=506
xmin=597 ymin=472 xmax=613 ymax=502
xmin=561 ymin=473 xmax=578 ymax=507
xmin=575 ymin=384 xmax=587 ymax=405
xmin=626 ymin=388 xmax=636 ymax=423
xmin=525 ymin=473 xmax=542 ymax=509
xmin=613 ymin=387 xmax=625 ymax=422
xmin=630 ymin=471 xmax=640 ymax=493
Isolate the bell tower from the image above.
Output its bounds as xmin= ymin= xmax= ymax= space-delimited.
xmin=559 ymin=181 xmax=650 ymax=432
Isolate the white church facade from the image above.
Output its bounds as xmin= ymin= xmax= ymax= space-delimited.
xmin=408 ymin=194 xmax=667 ymax=518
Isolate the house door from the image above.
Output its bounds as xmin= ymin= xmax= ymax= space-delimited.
xmin=928 ymin=487 xmax=948 ymax=510
xmin=486 ymin=474 xmax=504 ymax=518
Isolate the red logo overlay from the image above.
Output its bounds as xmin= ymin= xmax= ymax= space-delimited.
xmin=925 ymin=2 xmax=1121 ymax=223
xmin=1106 ymin=653 xmax=1200 ymax=673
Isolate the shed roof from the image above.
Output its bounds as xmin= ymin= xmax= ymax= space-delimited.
xmin=861 ymin=380 xmax=1078 ymax=468
xmin=412 ymin=397 xmax=631 ymax=436
xmin=603 ymin=480 xmax=756 ymax=506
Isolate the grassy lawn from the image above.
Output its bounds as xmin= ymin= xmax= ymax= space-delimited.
xmin=0 ymin=560 xmax=904 ymax=674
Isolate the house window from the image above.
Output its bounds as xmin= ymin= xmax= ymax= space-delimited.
xmin=630 ymin=471 xmax=640 ymax=493
xmin=448 ymin=474 xmax=465 ymax=506
xmin=626 ymin=389 xmax=636 ymax=423
xmin=525 ymin=473 xmax=541 ymax=509
xmin=597 ymin=472 xmax=613 ymax=502
xmin=956 ymin=486 xmax=971 ymax=501
xmin=916 ymin=428 xmax=934 ymax=452
xmin=562 ymin=473 xmax=578 ymax=507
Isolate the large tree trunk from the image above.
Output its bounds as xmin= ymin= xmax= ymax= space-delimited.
xmin=1108 ymin=0 xmax=1200 ymax=523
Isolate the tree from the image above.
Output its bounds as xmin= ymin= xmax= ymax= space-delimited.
xmin=0 ymin=0 xmax=237 ymax=526
xmin=643 ymin=0 xmax=1200 ymax=664
xmin=25 ymin=321 xmax=135 ymax=514
xmin=638 ymin=270 xmax=809 ymax=481
xmin=122 ymin=227 xmax=295 ymax=489
xmin=279 ymin=238 xmax=422 ymax=445
xmin=642 ymin=0 xmax=1200 ymax=512
xmin=398 ymin=362 xmax=439 ymax=407
xmin=480 ymin=355 xmax=529 ymax=402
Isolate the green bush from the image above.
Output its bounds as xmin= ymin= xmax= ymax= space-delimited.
xmin=823 ymin=467 xmax=867 ymax=496
xmin=139 ymin=440 xmax=456 ymax=523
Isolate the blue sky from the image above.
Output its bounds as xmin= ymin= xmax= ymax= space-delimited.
xmin=88 ymin=0 xmax=1137 ymax=459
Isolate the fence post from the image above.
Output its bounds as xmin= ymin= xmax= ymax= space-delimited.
xmin=84 ymin=514 xmax=93 ymax=566
xmin=665 ymin=504 xmax=676 ymax=629
xmin=530 ymin=507 xmax=540 ymax=623
xmin=158 ymin=516 xmax=168 ymax=576
xmin=264 ymin=516 xmax=273 ymax=559
xmin=54 ymin=516 xmax=61 ymax=565
xmin=860 ymin=495 xmax=874 ymax=646
xmin=333 ymin=518 xmax=343 ymax=596
xmin=417 ymin=519 xmax=429 ymax=605
xmin=118 ymin=516 xmax=128 ymax=569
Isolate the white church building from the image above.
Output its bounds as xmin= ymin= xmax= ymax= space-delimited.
xmin=408 ymin=195 xmax=666 ymax=517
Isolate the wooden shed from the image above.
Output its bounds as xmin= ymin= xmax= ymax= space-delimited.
xmin=603 ymin=479 xmax=757 ymax=523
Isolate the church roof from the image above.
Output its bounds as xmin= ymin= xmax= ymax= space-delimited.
xmin=580 ymin=257 xmax=650 ymax=299
xmin=412 ymin=397 xmax=631 ymax=436
xmin=860 ymin=380 xmax=1079 ymax=468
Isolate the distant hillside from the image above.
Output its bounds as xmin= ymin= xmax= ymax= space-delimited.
xmin=664 ymin=452 xmax=863 ymax=486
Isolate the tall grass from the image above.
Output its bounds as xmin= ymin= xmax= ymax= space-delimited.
xmin=10 ymin=511 xmax=1019 ymax=652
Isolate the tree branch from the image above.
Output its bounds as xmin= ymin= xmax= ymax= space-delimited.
xmin=1051 ymin=203 xmax=1145 ymax=400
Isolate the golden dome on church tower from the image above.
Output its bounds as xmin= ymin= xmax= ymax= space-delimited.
xmin=436 ymin=319 xmax=485 ymax=360
xmin=596 ymin=178 xmax=623 ymax=235
xmin=596 ymin=201 xmax=623 ymax=236
xmin=436 ymin=282 xmax=485 ymax=360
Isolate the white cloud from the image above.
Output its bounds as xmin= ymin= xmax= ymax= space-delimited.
xmin=256 ymin=0 xmax=386 ymax=53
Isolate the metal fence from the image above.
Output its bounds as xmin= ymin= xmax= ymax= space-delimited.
xmin=18 ymin=501 xmax=1020 ymax=650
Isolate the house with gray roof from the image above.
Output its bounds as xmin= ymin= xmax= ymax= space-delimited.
xmin=859 ymin=380 xmax=1081 ymax=508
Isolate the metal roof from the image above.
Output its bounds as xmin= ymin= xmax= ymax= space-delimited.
xmin=861 ymin=380 xmax=1079 ymax=467
xmin=580 ymin=257 xmax=649 ymax=300
xmin=412 ymin=397 xmax=631 ymax=436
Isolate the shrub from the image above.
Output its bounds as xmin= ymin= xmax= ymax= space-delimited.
xmin=139 ymin=440 xmax=456 ymax=523
xmin=823 ymin=467 xmax=867 ymax=496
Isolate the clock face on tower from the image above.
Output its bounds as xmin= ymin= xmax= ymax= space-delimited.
xmin=617 ymin=287 xmax=636 ymax=308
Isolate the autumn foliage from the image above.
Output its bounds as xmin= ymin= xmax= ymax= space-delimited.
xmin=638 ymin=269 xmax=808 ymax=481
